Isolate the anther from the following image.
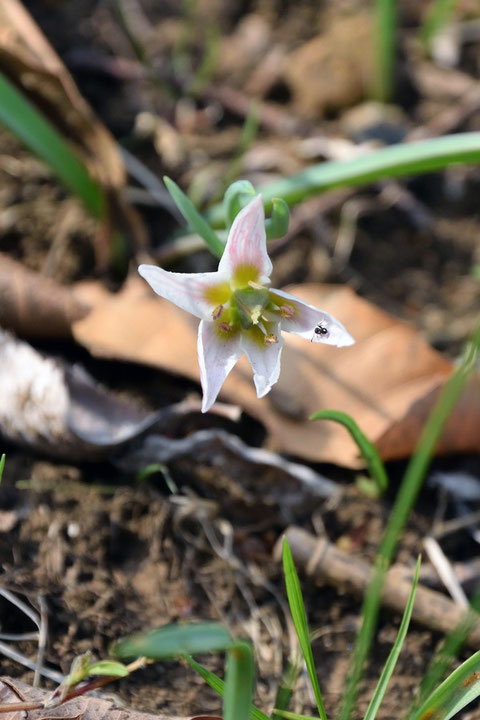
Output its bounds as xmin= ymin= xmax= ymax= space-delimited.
xmin=264 ymin=333 xmax=278 ymax=345
xmin=218 ymin=322 xmax=232 ymax=334
xmin=212 ymin=304 xmax=223 ymax=320
xmin=280 ymin=303 xmax=295 ymax=319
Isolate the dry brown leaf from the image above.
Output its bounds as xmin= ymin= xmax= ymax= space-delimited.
xmin=0 ymin=253 xmax=90 ymax=338
xmin=0 ymin=678 xmax=215 ymax=720
xmin=0 ymin=0 xmax=145 ymax=265
xmin=72 ymin=278 xmax=477 ymax=467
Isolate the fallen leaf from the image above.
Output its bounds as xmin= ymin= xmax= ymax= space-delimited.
xmin=0 ymin=0 xmax=145 ymax=266
xmin=0 ymin=253 xmax=90 ymax=338
xmin=72 ymin=277 xmax=476 ymax=467
xmin=0 ymin=677 xmax=210 ymax=720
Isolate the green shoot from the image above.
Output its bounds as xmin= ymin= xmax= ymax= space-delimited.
xmin=421 ymin=0 xmax=458 ymax=54
xmin=310 ymin=410 xmax=388 ymax=494
xmin=374 ymin=0 xmax=397 ymax=103
xmin=282 ymin=537 xmax=327 ymax=720
xmin=0 ymin=72 xmax=103 ymax=219
xmin=363 ymin=557 xmax=421 ymax=720
xmin=272 ymin=653 xmax=302 ymax=720
xmin=186 ymin=656 xmax=270 ymax=720
xmin=0 ymin=454 xmax=5 ymax=486
xmin=206 ymin=132 xmax=480 ymax=227
xmin=164 ymin=176 xmax=225 ymax=258
xmin=224 ymin=641 xmax=255 ymax=720
xmin=339 ymin=315 xmax=480 ymax=720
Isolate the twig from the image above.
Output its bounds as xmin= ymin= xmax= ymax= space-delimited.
xmin=280 ymin=526 xmax=480 ymax=647
xmin=423 ymin=536 xmax=469 ymax=608
xmin=34 ymin=595 xmax=48 ymax=687
xmin=0 ymin=640 xmax=63 ymax=683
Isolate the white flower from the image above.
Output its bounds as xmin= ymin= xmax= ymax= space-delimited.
xmin=139 ymin=195 xmax=354 ymax=412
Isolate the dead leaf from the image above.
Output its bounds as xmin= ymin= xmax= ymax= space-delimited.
xmin=72 ymin=277 xmax=476 ymax=467
xmin=0 ymin=0 xmax=145 ymax=266
xmin=0 ymin=253 xmax=90 ymax=338
xmin=0 ymin=678 xmax=210 ymax=720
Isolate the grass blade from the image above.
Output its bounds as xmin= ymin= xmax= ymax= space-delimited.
xmin=224 ymin=641 xmax=255 ymax=720
xmin=186 ymin=655 xmax=270 ymax=720
xmin=282 ymin=538 xmax=327 ymax=720
xmin=363 ymin=557 xmax=421 ymax=720
xmin=338 ymin=316 xmax=480 ymax=720
xmin=206 ymin=132 xmax=480 ymax=227
xmin=272 ymin=653 xmax=302 ymax=720
xmin=420 ymin=0 xmax=458 ymax=53
xmin=310 ymin=410 xmax=388 ymax=493
xmin=409 ymin=650 xmax=480 ymax=720
xmin=373 ymin=0 xmax=396 ymax=103
xmin=0 ymin=71 xmax=103 ymax=219
xmin=164 ymin=176 xmax=225 ymax=258
xmin=113 ymin=622 xmax=232 ymax=659
xmin=272 ymin=712 xmax=320 ymax=720
xmin=0 ymin=454 xmax=5 ymax=486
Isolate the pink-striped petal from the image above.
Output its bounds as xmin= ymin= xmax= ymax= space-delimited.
xmin=139 ymin=264 xmax=231 ymax=321
xmin=218 ymin=195 xmax=272 ymax=286
xmin=240 ymin=326 xmax=284 ymax=398
xmin=198 ymin=320 xmax=242 ymax=412
xmin=271 ymin=288 xmax=355 ymax=347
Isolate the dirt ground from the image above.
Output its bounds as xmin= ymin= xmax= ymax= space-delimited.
xmin=2 ymin=1 xmax=480 ymax=719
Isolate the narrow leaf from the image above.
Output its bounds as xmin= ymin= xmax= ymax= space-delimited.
xmin=113 ymin=622 xmax=232 ymax=660
xmin=224 ymin=642 xmax=255 ymax=720
xmin=363 ymin=557 xmax=421 ymax=720
xmin=164 ymin=176 xmax=225 ymax=258
xmin=0 ymin=455 xmax=5 ymax=486
xmin=186 ymin=656 xmax=270 ymax=720
xmin=206 ymin=133 xmax=480 ymax=227
xmin=0 ymin=71 xmax=103 ymax=219
xmin=87 ymin=661 xmax=129 ymax=678
xmin=310 ymin=410 xmax=388 ymax=492
xmin=282 ymin=538 xmax=327 ymax=720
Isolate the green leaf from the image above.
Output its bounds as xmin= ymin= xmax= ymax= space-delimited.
xmin=420 ymin=0 xmax=457 ymax=54
xmin=363 ymin=557 xmax=421 ymax=720
xmin=265 ymin=198 xmax=290 ymax=240
xmin=206 ymin=133 xmax=480 ymax=228
xmin=282 ymin=538 xmax=327 ymax=720
xmin=310 ymin=410 xmax=388 ymax=493
xmin=113 ymin=622 xmax=232 ymax=660
xmin=224 ymin=642 xmax=255 ymax=720
xmin=164 ymin=176 xmax=225 ymax=258
xmin=0 ymin=454 xmax=5 ymax=486
xmin=87 ymin=661 xmax=129 ymax=678
xmin=409 ymin=650 xmax=480 ymax=720
xmin=0 ymin=72 xmax=103 ymax=219
xmin=223 ymin=180 xmax=256 ymax=229
xmin=272 ymin=712 xmax=320 ymax=720
xmin=373 ymin=0 xmax=396 ymax=103
xmin=272 ymin=653 xmax=302 ymax=720
xmin=186 ymin=655 xmax=270 ymax=720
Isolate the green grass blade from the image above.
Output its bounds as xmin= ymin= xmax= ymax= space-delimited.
xmin=374 ymin=0 xmax=396 ymax=103
xmin=0 ymin=454 xmax=5 ymax=486
xmin=409 ymin=590 xmax=480 ymax=715
xmin=310 ymin=410 xmax=388 ymax=493
xmin=363 ymin=557 xmax=421 ymax=720
xmin=206 ymin=133 xmax=480 ymax=227
xmin=339 ymin=315 xmax=480 ymax=720
xmin=224 ymin=641 xmax=255 ymax=720
xmin=186 ymin=655 xmax=270 ymax=720
xmin=164 ymin=176 xmax=225 ymax=258
xmin=420 ymin=0 xmax=457 ymax=53
xmin=0 ymin=72 xmax=103 ymax=219
xmin=272 ymin=711 xmax=320 ymax=720
xmin=409 ymin=650 xmax=480 ymax=720
xmin=282 ymin=538 xmax=327 ymax=720
xmin=112 ymin=622 xmax=232 ymax=659
xmin=272 ymin=653 xmax=302 ymax=720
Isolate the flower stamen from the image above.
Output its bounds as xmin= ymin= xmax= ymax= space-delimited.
xmin=280 ymin=303 xmax=295 ymax=319
xmin=218 ymin=322 xmax=232 ymax=334
xmin=212 ymin=304 xmax=223 ymax=320
xmin=264 ymin=333 xmax=278 ymax=345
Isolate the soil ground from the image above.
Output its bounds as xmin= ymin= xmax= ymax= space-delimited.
xmin=2 ymin=1 xmax=480 ymax=719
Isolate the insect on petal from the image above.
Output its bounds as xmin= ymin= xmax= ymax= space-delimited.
xmin=270 ymin=288 xmax=355 ymax=347
xmin=218 ymin=195 xmax=272 ymax=286
xmin=198 ymin=320 xmax=242 ymax=412
xmin=139 ymin=264 xmax=231 ymax=321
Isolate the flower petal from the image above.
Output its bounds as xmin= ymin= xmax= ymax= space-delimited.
xmin=240 ymin=326 xmax=284 ymax=398
xmin=271 ymin=288 xmax=355 ymax=347
xmin=139 ymin=264 xmax=231 ymax=320
xmin=198 ymin=320 xmax=242 ymax=412
xmin=218 ymin=195 xmax=272 ymax=285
